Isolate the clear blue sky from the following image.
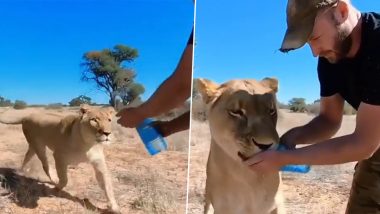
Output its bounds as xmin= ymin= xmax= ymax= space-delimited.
xmin=0 ymin=0 xmax=194 ymax=105
xmin=194 ymin=0 xmax=380 ymax=104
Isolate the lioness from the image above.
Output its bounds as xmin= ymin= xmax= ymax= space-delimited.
xmin=0 ymin=104 xmax=120 ymax=213
xmin=197 ymin=78 xmax=284 ymax=214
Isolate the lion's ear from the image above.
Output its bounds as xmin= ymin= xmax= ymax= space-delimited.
xmin=60 ymin=115 xmax=77 ymax=134
xmin=261 ymin=77 xmax=278 ymax=93
xmin=103 ymin=106 xmax=116 ymax=116
xmin=79 ymin=104 xmax=91 ymax=115
xmin=196 ymin=78 xmax=220 ymax=104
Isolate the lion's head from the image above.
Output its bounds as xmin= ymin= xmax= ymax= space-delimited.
xmin=78 ymin=104 xmax=115 ymax=144
xmin=197 ymin=78 xmax=280 ymax=161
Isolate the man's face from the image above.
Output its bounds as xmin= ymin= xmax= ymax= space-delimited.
xmin=307 ymin=8 xmax=352 ymax=63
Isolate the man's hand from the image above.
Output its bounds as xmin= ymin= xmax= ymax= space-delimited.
xmin=116 ymin=107 xmax=147 ymax=128
xmin=279 ymin=128 xmax=301 ymax=149
xmin=244 ymin=150 xmax=286 ymax=173
xmin=152 ymin=111 xmax=190 ymax=138
xmin=152 ymin=120 xmax=172 ymax=138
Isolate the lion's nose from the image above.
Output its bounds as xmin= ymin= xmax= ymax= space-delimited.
xmin=101 ymin=131 xmax=111 ymax=136
xmin=251 ymin=137 xmax=273 ymax=151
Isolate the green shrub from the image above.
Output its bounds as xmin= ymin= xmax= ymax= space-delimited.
xmin=0 ymin=96 xmax=12 ymax=107
xmin=13 ymin=100 xmax=27 ymax=109
xmin=69 ymin=95 xmax=92 ymax=106
xmin=289 ymin=98 xmax=307 ymax=112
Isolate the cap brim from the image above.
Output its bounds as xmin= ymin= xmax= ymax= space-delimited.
xmin=279 ymin=12 xmax=317 ymax=53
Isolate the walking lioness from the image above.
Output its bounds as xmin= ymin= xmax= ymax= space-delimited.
xmin=197 ymin=78 xmax=284 ymax=214
xmin=0 ymin=105 xmax=120 ymax=213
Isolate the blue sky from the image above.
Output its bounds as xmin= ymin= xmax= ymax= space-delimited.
xmin=0 ymin=0 xmax=194 ymax=105
xmin=194 ymin=0 xmax=380 ymax=104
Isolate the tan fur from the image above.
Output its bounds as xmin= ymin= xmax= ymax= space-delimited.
xmin=0 ymin=104 xmax=120 ymax=213
xmin=197 ymin=78 xmax=285 ymax=214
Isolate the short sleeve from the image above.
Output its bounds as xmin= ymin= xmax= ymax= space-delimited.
xmin=358 ymin=13 xmax=380 ymax=105
xmin=360 ymin=53 xmax=380 ymax=105
xmin=187 ymin=28 xmax=194 ymax=45
xmin=317 ymin=57 xmax=340 ymax=97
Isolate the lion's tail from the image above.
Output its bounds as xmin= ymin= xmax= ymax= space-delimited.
xmin=0 ymin=109 xmax=24 ymax=125
xmin=0 ymin=116 xmax=24 ymax=125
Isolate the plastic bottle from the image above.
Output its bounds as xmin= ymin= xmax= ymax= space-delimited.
xmin=277 ymin=144 xmax=311 ymax=173
xmin=136 ymin=118 xmax=168 ymax=155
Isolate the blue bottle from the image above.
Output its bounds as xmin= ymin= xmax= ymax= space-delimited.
xmin=277 ymin=144 xmax=311 ymax=173
xmin=136 ymin=118 xmax=168 ymax=155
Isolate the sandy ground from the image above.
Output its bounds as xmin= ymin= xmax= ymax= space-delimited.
xmin=188 ymin=109 xmax=356 ymax=214
xmin=0 ymin=107 xmax=189 ymax=214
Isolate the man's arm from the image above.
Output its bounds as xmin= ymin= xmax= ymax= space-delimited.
xmin=283 ymin=102 xmax=380 ymax=165
xmin=281 ymin=93 xmax=345 ymax=147
xmin=246 ymin=102 xmax=380 ymax=172
xmin=139 ymin=43 xmax=193 ymax=117
xmin=153 ymin=111 xmax=190 ymax=137
xmin=117 ymin=42 xmax=193 ymax=128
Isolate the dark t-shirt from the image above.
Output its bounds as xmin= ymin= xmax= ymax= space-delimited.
xmin=318 ymin=12 xmax=380 ymax=110
xmin=187 ymin=28 xmax=194 ymax=45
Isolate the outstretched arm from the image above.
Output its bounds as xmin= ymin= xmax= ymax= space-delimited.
xmin=153 ymin=111 xmax=190 ymax=137
xmin=138 ymin=42 xmax=193 ymax=117
xmin=117 ymin=31 xmax=194 ymax=128
xmin=245 ymin=102 xmax=380 ymax=172
xmin=280 ymin=94 xmax=345 ymax=148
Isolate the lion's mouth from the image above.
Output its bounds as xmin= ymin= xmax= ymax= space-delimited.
xmin=97 ymin=140 xmax=111 ymax=145
xmin=237 ymin=140 xmax=274 ymax=161
xmin=97 ymin=136 xmax=111 ymax=144
xmin=253 ymin=141 xmax=273 ymax=151
xmin=237 ymin=151 xmax=249 ymax=161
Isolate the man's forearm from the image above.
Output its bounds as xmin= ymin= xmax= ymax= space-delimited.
xmin=294 ymin=115 xmax=341 ymax=145
xmin=283 ymin=134 xmax=373 ymax=165
xmin=166 ymin=111 xmax=190 ymax=135
xmin=140 ymin=44 xmax=193 ymax=117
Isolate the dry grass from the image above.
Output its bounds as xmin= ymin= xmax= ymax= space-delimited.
xmin=127 ymin=169 xmax=180 ymax=213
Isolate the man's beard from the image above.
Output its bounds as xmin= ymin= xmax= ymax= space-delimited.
xmin=328 ymin=26 xmax=353 ymax=63
xmin=337 ymin=26 xmax=352 ymax=57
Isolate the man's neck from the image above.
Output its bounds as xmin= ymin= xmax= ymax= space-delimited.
xmin=347 ymin=11 xmax=362 ymax=58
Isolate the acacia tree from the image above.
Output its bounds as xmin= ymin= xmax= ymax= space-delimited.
xmin=81 ymin=45 xmax=145 ymax=106
xmin=0 ymin=96 xmax=12 ymax=107
xmin=289 ymin=97 xmax=307 ymax=112
xmin=69 ymin=95 xmax=92 ymax=106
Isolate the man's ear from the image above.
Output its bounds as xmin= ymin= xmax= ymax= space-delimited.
xmin=334 ymin=1 xmax=349 ymax=24
xmin=196 ymin=78 xmax=220 ymax=104
xmin=261 ymin=77 xmax=279 ymax=93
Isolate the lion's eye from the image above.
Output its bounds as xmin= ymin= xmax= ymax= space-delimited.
xmin=108 ymin=118 xmax=111 ymax=122
xmin=228 ymin=109 xmax=245 ymax=118
xmin=269 ymin=108 xmax=277 ymax=116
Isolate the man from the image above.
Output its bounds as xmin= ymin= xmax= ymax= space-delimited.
xmin=245 ymin=0 xmax=380 ymax=213
xmin=116 ymin=29 xmax=193 ymax=137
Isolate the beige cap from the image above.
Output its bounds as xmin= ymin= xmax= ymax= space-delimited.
xmin=280 ymin=0 xmax=338 ymax=52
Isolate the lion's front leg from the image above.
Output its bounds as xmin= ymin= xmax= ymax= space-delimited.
xmin=87 ymin=147 xmax=120 ymax=213
xmin=54 ymin=153 xmax=68 ymax=190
